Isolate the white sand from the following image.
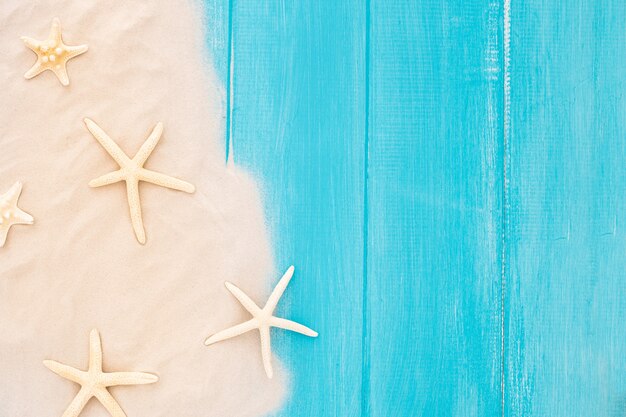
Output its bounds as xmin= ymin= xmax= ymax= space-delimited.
xmin=0 ymin=1 xmax=287 ymax=416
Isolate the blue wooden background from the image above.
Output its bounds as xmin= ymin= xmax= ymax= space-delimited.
xmin=202 ymin=1 xmax=626 ymax=416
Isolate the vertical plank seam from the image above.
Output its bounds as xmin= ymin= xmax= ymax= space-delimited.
xmin=502 ymin=0 xmax=511 ymax=416
xmin=225 ymin=0 xmax=235 ymax=165
xmin=361 ymin=0 xmax=371 ymax=415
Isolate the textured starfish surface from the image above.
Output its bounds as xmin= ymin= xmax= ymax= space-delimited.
xmin=84 ymin=118 xmax=195 ymax=244
xmin=21 ymin=18 xmax=88 ymax=86
xmin=205 ymin=266 xmax=318 ymax=378
xmin=0 ymin=181 xmax=34 ymax=248
xmin=44 ymin=329 xmax=159 ymax=417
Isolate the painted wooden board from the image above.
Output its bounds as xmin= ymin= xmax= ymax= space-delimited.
xmin=200 ymin=0 xmax=229 ymax=85
xmin=202 ymin=0 xmax=506 ymax=415
xmin=202 ymin=0 xmax=626 ymax=415
xmin=367 ymin=1 xmax=503 ymax=416
xmin=505 ymin=1 xmax=626 ymax=416
xmin=227 ymin=1 xmax=366 ymax=416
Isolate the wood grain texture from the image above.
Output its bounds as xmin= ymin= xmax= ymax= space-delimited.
xmin=367 ymin=1 xmax=504 ymax=416
xmin=200 ymin=0 xmax=626 ymax=415
xmin=199 ymin=0 xmax=229 ymax=84
xmin=506 ymin=1 xmax=626 ymax=416
xmin=228 ymin=1 xmax=366 ymax=416
xmin=202 ymin=0 xmax=507 ymax=415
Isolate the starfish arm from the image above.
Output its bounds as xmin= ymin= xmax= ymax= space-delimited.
xmin=61 ymin=387 xmax=92 ymax=417
xmin=139 ymin=169 xmax=195 ymax=193
xmin=204 ymin=318 xmax=257 ymax=346
xmin=259 ymin=326 xmax=273 ymax=378
xmin=84 ymin=119 xmax=131 ymax=167
xmin=52 ymin=64 xmax=70 ymax=86
xmin=89 ymin=170 xmax=126 ymax=188
xmin=132 ymin=122 xmax=163 ymax=166
xmin=126 ymin=179 xmax=146 ymax=244
xmin=93 ymin=388 xmax=127 ymax=417
xmin=89 ymin=329 xmax=103 ymax=372
xmin=0 ymin=227 xmax=8 ymax=248
xmin=270 ymin=317 xmax=318 ymax=337
xmin=12 ymin=207 xmax=34 ymax=225
xmin=49 ymin=18 xmax=63 ymax=44
xmin=65 ymin=44 xmax=88 ymax=59
xmin=224 ymin=282 xmax=262 ymax=316
xmin=24 ymin=62 xmax=46 ymax=80
xmin=4 ymin=181 xmax=23 ymax=206
xmin=101 ymin=371 xmax=159 ymax=386
xmin=264 ymin=266 xmax=295 ymax=314
xmin=20 ymin=36 xmax=41 ymax=51
xmin=43 ymin=360 xmax=86 ymax=384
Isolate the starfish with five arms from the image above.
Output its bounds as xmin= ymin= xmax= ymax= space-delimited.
xmin=21 ymin=18 xmax=88 ymax=86
xmin=44 ymin=329 xmax=158 ymax=417
xmin=0 ymin=181 xmax=34 ymax=248
xmin=205 ymin=266 xmax=318 ymax=378
xmin=84 ymin=118 xmax=195 ymax=244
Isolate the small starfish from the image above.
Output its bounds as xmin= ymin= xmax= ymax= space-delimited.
xmin=44 ymin=329 xmax=158 ymax=417
xmin=0 ymin=181 xmax=34 ymax=248
xmin=84 ymin=118 xmax=195 ymax=244
xmin=21 ymin=18 xmax=88 ymax=86
xmin=205 ymin=266 xmax=318 ymax=378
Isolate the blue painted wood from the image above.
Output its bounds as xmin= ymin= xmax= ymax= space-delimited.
xmin=367 ymin=1 xmax=504 ymax=416
xmin=199 ymin=0 xmax=231 ymax=161
xmin=202 ymin=0 xmax=626 ymax=415
xmin=228 ymin=1 xmax=366 ymax=416
xmin=199 ymin=0 xmax=229 ymax=85
xmin=201 ymin=0 xmax=507 ymax=415
xmin=505 ymin=1 xmax=626 ymax=416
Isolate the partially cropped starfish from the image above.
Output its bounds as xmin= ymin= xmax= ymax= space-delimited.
xmin=0 ymin=181 xmax=34 ymax=248
xmin=205 ymin=266 xmax=318 ymax=378
xmin=21 ymin=18 xmax=88 ymax=86
xmin=84 ymin=118 xmax=195 ymax=244
xmin=44 ymin=329 xmax=158 ymax=417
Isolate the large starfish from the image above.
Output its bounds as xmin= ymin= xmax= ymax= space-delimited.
xmin=0 ymin=181 xmax=34 ymax=248
xmin=205 ymin=266 xmax=318 ymax=378
xmin=21 ymin=18 xmax=88 ymax=86
xmin=84 ymin=118 xmax=195 ymax=244
xmin=44 ymin=329 xmax=158 ymax=417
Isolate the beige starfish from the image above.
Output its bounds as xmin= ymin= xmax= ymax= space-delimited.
xmin=205 ymin=266 xmax=318 ymax=378
xmin=44 ymin=329 xmax=158 ymax=417
xmin=21 ymin=18 xmax=88 ymax=86
xmin=0 ymin=181 xmax=34 ymax=248
xmin=84 ymin=118 xmax=195 ymax=244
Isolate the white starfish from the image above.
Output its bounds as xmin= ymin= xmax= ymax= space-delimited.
xmin=44 ymin=329 xmax=158 ymax=417
xmin=84 ymin=118 xmax=195 ymax=244
xmin=0 ymin=181 xmax=34 ymax=248
xmin=205 ymin=266 xmax=318 ymax=378
xmin=21 ymin=18 xmax=88 ymax=86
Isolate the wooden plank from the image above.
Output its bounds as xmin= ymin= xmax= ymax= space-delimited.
xmin=200 ymin=0 xmax=230 ymax=85
xmin=506 ymin=1 xmax=626 ymax=415
xmin=229 ymin=1 xmax=366 ymax=415
xmin=367 ymin=1 xmax=504 ymax=415
xmin=200 ymin=0 xmax=231 ymax=160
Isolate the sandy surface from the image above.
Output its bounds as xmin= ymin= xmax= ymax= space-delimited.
xmin=0 ymin=0 xmax=286 ymax=416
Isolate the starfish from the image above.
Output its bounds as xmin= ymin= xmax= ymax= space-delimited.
xmin=21 ymin=18 xmax=88 ymax=86
xmin=205 ymin=266 xmax=318 ymax=378
xmin=0 ymin=181 xmax=34 ymax=248
xmin=84 ymin=118 xmax=195 ymax=244
xmin=44 ymin=329 xmax=159 ymax=417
